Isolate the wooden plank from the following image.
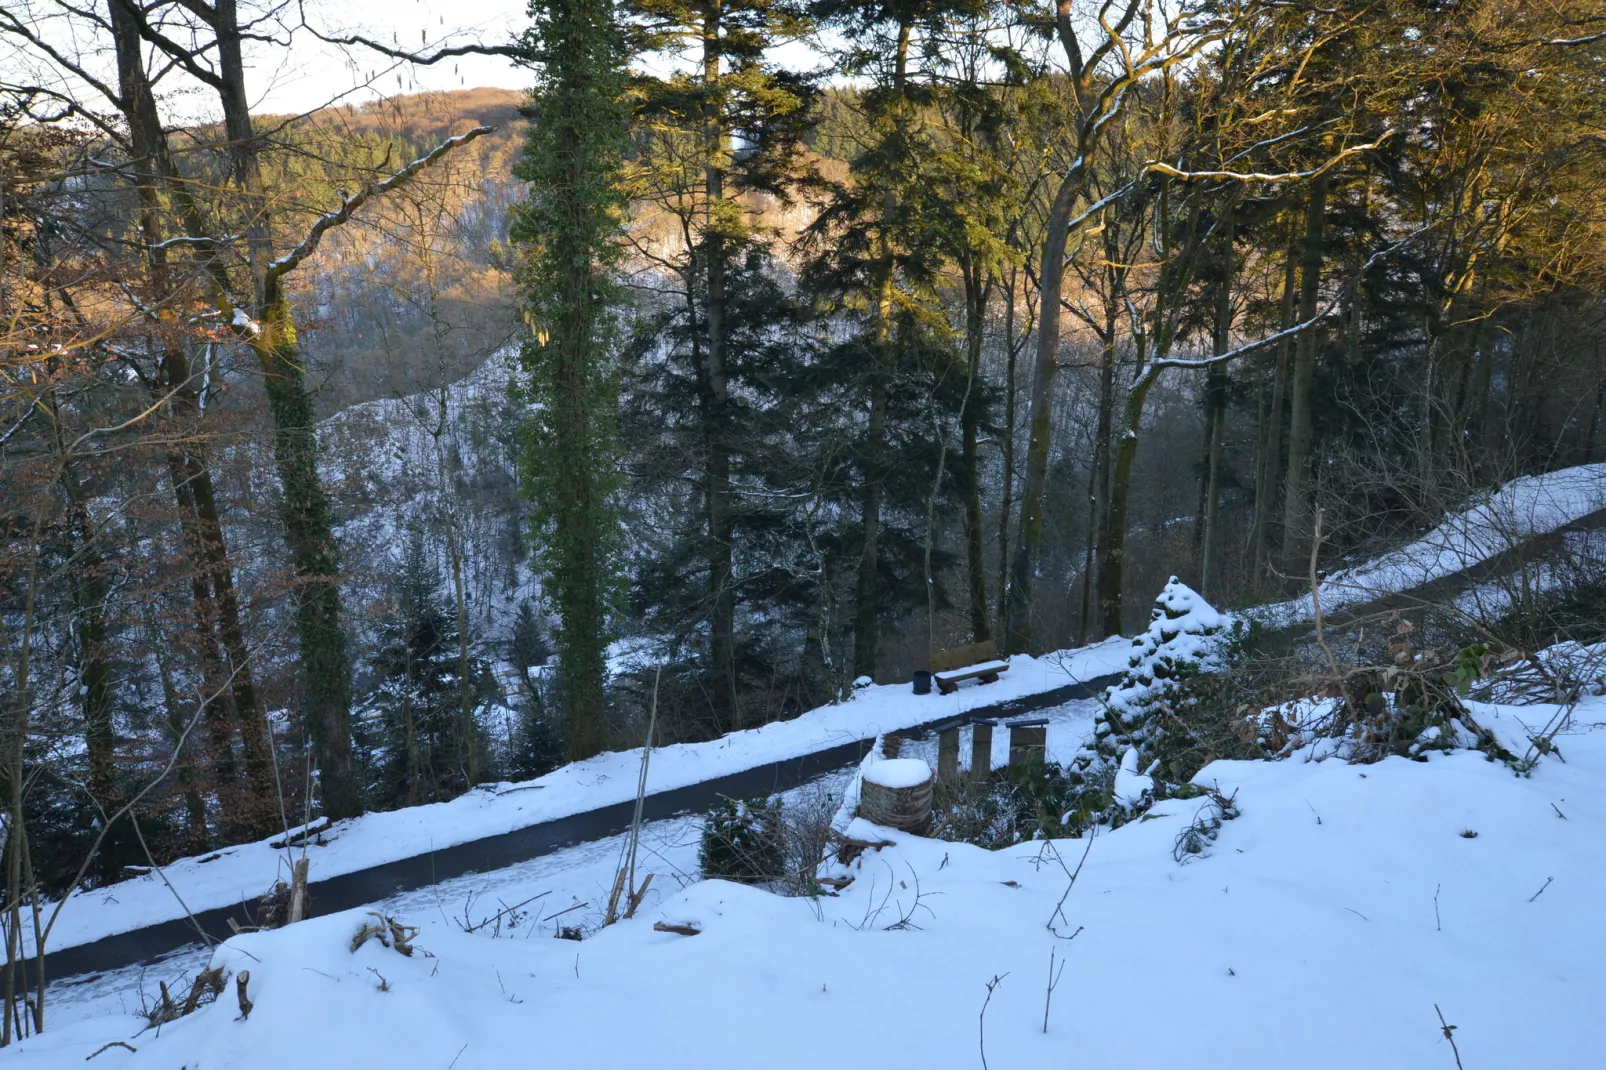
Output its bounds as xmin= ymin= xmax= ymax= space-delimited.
xmin=937 ymin=727 xmax=960 ymax=782
xmin=1008 ymin=724 xmax=1047 ymax=767
xmin=970 ymin=722 xmax=994 ymax=781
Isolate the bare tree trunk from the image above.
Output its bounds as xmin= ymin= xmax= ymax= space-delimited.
xmin=1099 ymin=375 xmax=1159 ymax=637
xmin=1006 ymin=173 xmax=1079 ymax=653
xmin=1199 ymin=214 xmax=1235 ymax=597
xmin=1280 ymin=175 xmax=1329 ymax=572
xmin=153 ymin=642 xmax=210 ymax=851
xmin=1084 ymin=334 xmax=1116 ymax=640
xmin=1252 ymin=221 xmax=1298 ymax=579
xmin=961 ymin=261 xmax=992 ymax=642
xmin=996 ymin=270 xmax=1021 ymax=644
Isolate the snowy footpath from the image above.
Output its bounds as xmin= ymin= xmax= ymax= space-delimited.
xmin=11 ymin=694 xmax=1601 ymax=1069
xmin=35 ymin=641 xmax=1129 ymax=958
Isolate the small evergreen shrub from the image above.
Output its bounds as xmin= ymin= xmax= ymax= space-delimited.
xmin=1087 ymin=578 xmax=1253 ymax=787
xmin=698 ymin=796 xmax=784 ymax=883
xmin=930 ymin=760 xmax=1119 ymax=849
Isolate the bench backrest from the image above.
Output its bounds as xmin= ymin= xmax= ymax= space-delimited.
xmin=930 ymin=639 xmax=998 ymax=673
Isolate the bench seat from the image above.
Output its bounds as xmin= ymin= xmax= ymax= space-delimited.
xmin=933 ymin=658 xmax=1011 ymax=694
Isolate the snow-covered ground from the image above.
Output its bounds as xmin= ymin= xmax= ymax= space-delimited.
xmin=44 ymin=699 xmax=1104 ymax=1025
xmin=34 ymin=641 xmax=1128 ymax=957
xmin=14 ymin=693 xmax=1601 ymax=1069
xmin=1252 ymin=462 xmax=1606 ymax=626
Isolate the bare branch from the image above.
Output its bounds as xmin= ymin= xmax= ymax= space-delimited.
xmin=265 ymin=125 xmax=493 ymax=283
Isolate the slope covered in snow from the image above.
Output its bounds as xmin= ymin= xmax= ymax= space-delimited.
xmin=33 ymin=640 xmax=1129 ymax=957
xmin=1253 ymin=462 xmax=1606 ymax=626
xmin=13 ymin=695 xmax=1601 ymax=1069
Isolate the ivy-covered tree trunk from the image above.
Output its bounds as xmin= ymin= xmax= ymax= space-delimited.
xmin=1199 ymin=213 xmax=1235 ymax=598
xmin=145 ymin=0 xmax=365 ymax=820
xmin=854 ymin=371 xmax=888 ymax=679
xmin=514 ymin=0 xmax=628 ymax=762
xmin=252 ymin=293 xmax=360 ymax=819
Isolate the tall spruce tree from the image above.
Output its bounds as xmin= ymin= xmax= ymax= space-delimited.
xmin=802 ymin=0 xmax=974 ymax=680
xmin=620 ymin=0 xmax=814 ymax=731
xmin=513 ymin=0 xmax=631 ymax=761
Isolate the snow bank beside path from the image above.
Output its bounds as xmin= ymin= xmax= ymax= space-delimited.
xmin=37 ymin=640 xmax=1129 ymax=957
xmin=1254 ymin=462 xmax=1606 ymax=626
xmin=16 ymin=697 xmax=1602 ymax=1070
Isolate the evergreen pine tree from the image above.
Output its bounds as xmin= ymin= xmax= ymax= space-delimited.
xmin=365 ymin=534 xmax=489 ymax=809
xmin=618 ymin=0 xmax=816 ymax=732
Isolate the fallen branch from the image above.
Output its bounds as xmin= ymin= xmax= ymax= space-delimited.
xmin=85 ymin=1040 xmax=137 ymax=1060
xmin=652 ymin=921 xmax=701 ymax=937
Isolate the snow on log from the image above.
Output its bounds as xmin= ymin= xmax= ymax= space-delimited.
xmin=857 ymin=758 xmax=934 ymax=834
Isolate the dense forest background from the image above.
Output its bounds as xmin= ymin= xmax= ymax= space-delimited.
xmin=2 ymin=0 xmax=1604 ymax=908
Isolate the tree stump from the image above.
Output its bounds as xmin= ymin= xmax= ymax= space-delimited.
xmin=857 ymin=758 xmax=934 ymax=834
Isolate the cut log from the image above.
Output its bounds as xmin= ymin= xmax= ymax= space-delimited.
xmin=857 ymin=758 xmax=934 ymax=834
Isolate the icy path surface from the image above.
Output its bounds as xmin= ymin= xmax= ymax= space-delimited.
xmin=37 ymin=642 xmax=1127 ymax=957
xmin=44 ymin=698 xmax=1103 ymax=1023
xmin=13 ymin=696 xmax=1600 ymax=1070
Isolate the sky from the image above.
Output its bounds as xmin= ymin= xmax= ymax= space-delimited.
xmin=255 ymin=0 xmax=534 ymax=114
xmin=256 ymin=1 xmax=826 ymax=115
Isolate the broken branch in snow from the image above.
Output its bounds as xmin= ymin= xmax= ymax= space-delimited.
xmin=234 ymin=971 xmax=253 ymax=1020
xmin=85 ymin=1040 xmax=137 ymax=1060
xmin=652 ymin=921 xmax=701 ymax=936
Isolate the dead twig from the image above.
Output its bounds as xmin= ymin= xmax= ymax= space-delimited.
xmin=1042 ymin=946 xmax=1068 ymax=1034
xmin=623 ymin=874 xmax=655 ymax=920
xmin=1047 ymin=827 xmax=1096 ymax=937
xmin=462 ymin=892 xmax=551 ymax=934
xmin=978 ymin=973 xmax=1007 ymax=1070
xmin=1434 ymin=1004 xmax=1465 ymax=1070
xmin=1528 ymin=876 xmax=1553 ymax=902
xmin=652 ymin=921 xmax=701 ymax=936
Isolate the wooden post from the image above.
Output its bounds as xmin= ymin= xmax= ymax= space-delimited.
xmin=970 ymin=721 xmax=994 ymax=781
xmin=938 ymin=727 xmax=960 ymax=782
xmin=287 ymin=857 xmax=309 ymax=924
xmin=1008 ymin=722 xmax=1047 ymax=767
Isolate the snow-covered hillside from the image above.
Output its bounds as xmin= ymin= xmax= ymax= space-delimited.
xmin=1253 ymin=463 xmax=1606 ymax=627
xmin=12 ymin=694 xmax=1601 ymax=1069
xmin=318 ymin=348 xmax=535 ymax=638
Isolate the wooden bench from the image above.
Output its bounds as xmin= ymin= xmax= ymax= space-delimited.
xmin=930 ymin=640 xmax=1010 ymax=695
